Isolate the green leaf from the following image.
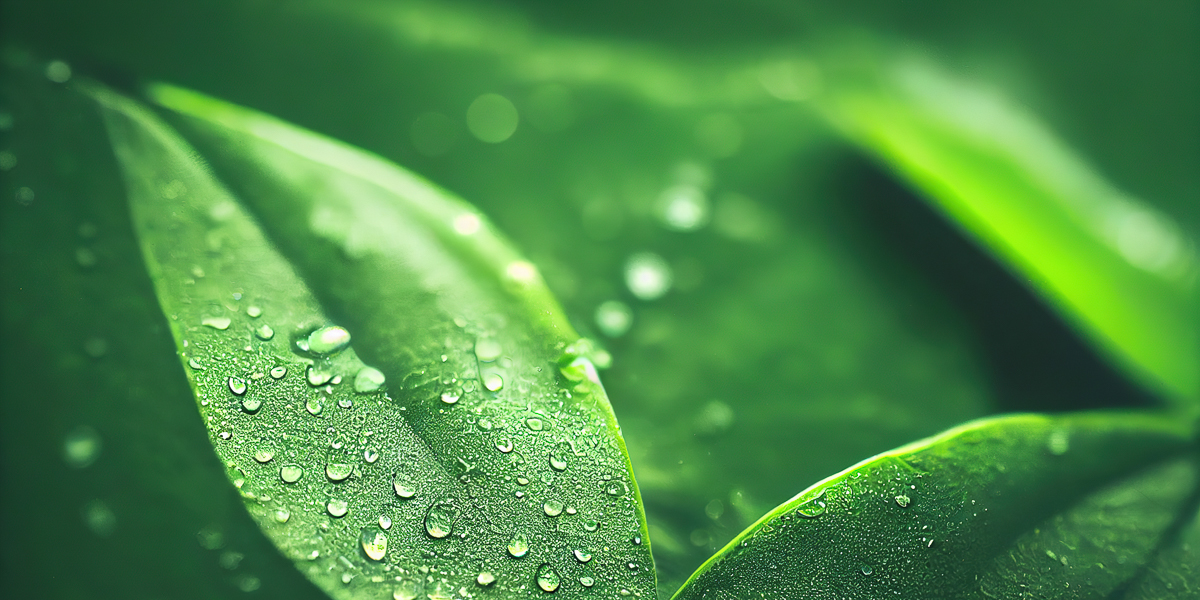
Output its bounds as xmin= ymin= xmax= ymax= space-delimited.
xmin=86 ymin=81 xmax=655 ymax=599
xmin=821 ymin=55 xmax=1200 ymax=405
xmin=673 ymin=411 xmax=1198 ymax=600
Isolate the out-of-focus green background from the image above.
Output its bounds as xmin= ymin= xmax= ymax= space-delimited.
xmin=1 ymin=1 xmax=1196 ymax=598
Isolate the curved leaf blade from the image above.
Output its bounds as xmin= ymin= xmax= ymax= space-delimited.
xmin=822 ymin=57 xmax=1200 ymax=405
xmin=673 ymin=411 xmax=1197 ymax=599
xmin=88 ymin=82 xmax=654 ymax=599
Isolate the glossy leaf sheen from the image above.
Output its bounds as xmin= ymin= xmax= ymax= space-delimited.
xmin=89 ymin=82 xmax=654 ymax=599
xmin=674 ymin=412 xmax=1197 ymax=599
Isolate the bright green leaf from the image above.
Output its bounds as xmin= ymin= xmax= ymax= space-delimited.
xmin=821 ymin=56 xmax=1200 ymax=405
xmin=674 ymin=411 xmax=1198 ymax=599
xmin=87 ymin=81 xmax=655 ymax=599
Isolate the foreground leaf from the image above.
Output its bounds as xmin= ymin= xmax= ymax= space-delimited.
xmin=88 ymin=81 xmax=654 ymax=599
xmin=674 ymin=411 xmax=1198 ymax=599
xmin=822 ymin=56 xmax=1200 ymax=405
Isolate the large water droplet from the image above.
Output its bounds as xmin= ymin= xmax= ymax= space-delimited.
xmin=483 ymin=372 xmax=504 ymax=392
xmin=549 ymin=454 xmax=568 ymax=471
xmin=441 ymin=385 xmax=462 ymax=404
xmin=360 ymin=526 xmax=388 ymax=560
xmin=393 ymin=578 xmax=420 ymax=600
xmin=536 ymin=564 xmax=560 ymax=593
xmin=574 ymin=548 xmax=592 ymax=563
xmin=583 ymin=520 xmax=599 ymax=532
xmin=308 ymin=326 xmax=351 ymax=355
xmin=326 ymin=463 xmax=353 ymax=482
xmin=604 ymin=481 xmax=628 ymax=497
xmin=795 ymin=489 xmax=827 ymax=518
xmin=269 ymin=366 xmax=287 ymax=379
xmin=526 ymin=418 xmax=544 ymax=431
xmin=579 ymin=577 xmax=595 ymax=588
xmin=307 ymin=364 xmax=334 ymax=387
xmin=364 ymin=448 xmax=379 ymax=463
xmin=507 ymin=532 xmax=529 ymax=557
xmin=228 ymin=377 xmax=247 ymax=396
xmin=188 ymin=357 xmax=204 ymax=370
xmin=254 ymin=324 xmax=275 ymax=341
xmin=424 ymin=503 xmax=455 ymax=538
xmin=63 ymin=426 xmax=102 ymax=468
xmin=354 ymin=366 xmax=386 ymax=392
xmin=280 ymin=465 xmax=303 ymax=483
xmin=326 ymin=499 xmax=348 ymax=518
xmin=860 ymin=564 xmax=874 ymax=576
xmin=241 ymin=396 xmax=262 ymax=413
xmin=543 ymin=499 xmax=564 ymax=517
xmin=253 ymin=449 xmax=274 ymax=463
xmin=202 ymin=316 xmax=231 ymax=330
xmin=624 ymin=252 xmax=672 ymax=300
xmin=476 ymin=572 xmax=496 ymax=587
xmin=393 ymin=480 xmax=417 ymax=499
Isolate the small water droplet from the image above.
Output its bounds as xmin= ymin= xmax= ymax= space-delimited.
xmin=549 ymin=454 xmax=567 ymax=471
xmin=379 ymin=515 xmax=392 ymax=530
xmin=795 ymin=489 xmax=827 ymax=518
xmin=393 ymin=480 xmax=417 ymax=499
xmin=354 ymin=367 xmax=386 ymax=392
xmin=544 ymin=499 xmax=564 ymax=516
xmin=441 ymin=386 xmax=462 ymax=404
xmin=241 ymin=397 xmax=262 ymax=413
xmin=202 ymin=316 xmax=231 ymax=330
xmin=475 ymin=338 xmax=503 ymax=362
xmin=253 ymin=449 xmax=274 ymax=463
xmin=269 ymin=365 xmax=287 ymax=379
xmin=507 ymin=532 xmax=529 ymax=557
xmin=307 ymin=364 xmax=334 ymax=387
xmin=364 ymin=448 xmax=379 ymax=463
xmin=424 ymin=503 xmax=455 ymax=538
xmin=337 ymin=397 xmax=353 ymax=409
xmin=895 ymin=494 xmax=911 ymax=508
xmin=273 ymin=508 xmax=290 ymax=523
xmin=327 ymin=499 xmax=348 ymax=518
xmin=360 ymin=526 xmax=388 ymax=560
xmin=483 ymin=372 xmax=504 ymax=391
xmin=604 ymin=481 xmax=628 ymax=497
xmin=326 ymin=463 xmax=353 ymax=482
xmin=393 ymin=578 xmax=420 ymax=600
xmin=305 ymin=398 xmax=323 ymax=415
xmin=860 ymin=565 xmax=873 ymax=576
xmin=632 ymin=536 xmax=642 ymax=546
xmin=496 ymin=439 xmax=514 ymax=453
xmin=583 ymin=520 xmax=599 ymax=532
xmin=574 ymin=548 xmax=592 ymax=563
xmin=536 ymin=563 xmax=560 ymax=593
xmin=246 ymin=306 xmax=262 ymax=318
xmin=526 ymin=418 xmax=544 ymax=431
xmin=308 ymin=326 xmax=351 ymax=355
xmin=188 ymin=358 xmax=204 ymax=370
xmin=476 ymin=572 xmax=496 ymax=587
xmin=280 ymin=465 xmax=304 ymax=483
xmin=254 ymin=324 xmax=275 ymax=340
xmin=63 ymin=426 xmax=102 ymax=469
xmin=228 ymin=377 xmax=248 ymax=396
xmin=579 ymin=577 xmax=594 ymax=588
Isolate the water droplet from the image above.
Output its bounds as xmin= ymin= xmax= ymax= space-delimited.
xmin=246 ymin=306 xmax=262 ymax=318
xmin=583 ymin=520 xmax=599 ymax=532
xmin=63 ymin=426 xmax=102 ymax=469
xmin=496 ymin=439 xmax=513 ymax=453
xmin=325 ymin=463 xmax=353 ymax=482
xmin=424 ymin=503 xmax=455 ymax=538
xmin=507 ymin=532 xmax=529 ymax=557
xmin=860 ymin=565 xmax=873 ymax=576
xmin=364 ymin=448 xmax=379 ymax=463
xmin=326 ymin=499 xmax=348 ymax=518
xmin=305 ymin=398 xmax=323 ymax=415
xmin=269 ymin=366 xmax=287 ymax=379
xmin=337 ymin=397 xmax=353 ymax=409
xmin=483 ymin=372 xmax=504 ymax=392
xmin=203 ymin=316 xmax=232 ymax=330
xmin=393 ymin=578 xmax=420 ymax=600
xmin=241 ymin=396 xmax=262 ymax=413
xmin=393 ymin=479 xmax=417 ymax=499
xmin=795 ymin=489 xmax=827 ymax=518
xmin=440 ymin=386 xmax=462 ymax=404
xmin=574 ymin=548 xmax=592 ymax=563
xmin=227 ymin=377 xmax=247 ymax=396
xmin=477 ymin=572 xmax=496 ymax=586
xmin=307 ymin=364 xmax=334 ymax=386
xmin=579 ymin=577 xmax=595 ymax=588
xmin=604 ymin=481 xmax=628 ymax=497
xmin=536 ymin=563 xmax=560 ymax=593
xmin=632 ymin=536 xmax=642 ymax=546
xmin=188 ymin=358 xmax=204 ymax=370
xmin=895 ymin=494 xmax=911 ymax=508
xmin=254 ymin=324 xmax=275 ymax=340
xmin=624 ymin=252 xmax=672 ymax=300
xmin=253 ymin=449 xmax=274 ymax=463
xmin=549 ymin=454 xmax=567 ymax=471
xmin=273 ymin=508 xmax=290 ymax=523
xmin=526 ymin=418 xmax=544 ymax=431
xmin=354 ymin=367 xmax=386 ymax=392
xmin=308 ymin=326 xmax=351 ymax=355
xmin=280 ymin=465 xmax=303 ymax=483
xmin=360 ymin=526 xmax=388 ymax=560
xmin=544 ymin=499 xmax=564 ymax=516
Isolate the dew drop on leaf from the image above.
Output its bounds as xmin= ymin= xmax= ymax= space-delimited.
xmin=307 ymin=364 xmax=334 ymax=387
xmin=307 ymin=326 xmax=351 ymax=355
xmin=526 ymin=418 xmax=544 ymax=431
xmin=393 ymin=480 xmax=417 ymax=499
xmin=228 ymin=377 xmax=247 ymax=396
xmin=536 ymin=563 xmax=560 ymax=593
xmin=476 ymin=572 xmax=496 ymax=586
xmin=549 ymin=454 xmax=568 ymax=471
xmin=393 ymin=578 xmax=419 ymax=600
xmin=580 ymin=576 xmax=594 ymax=588
xmin=895 ymin=494 xmax=911 ymax=508
xmin=544 ymin=499 xmax=564 ymax=516
xmin=378 ymin=515 xmax=391 ymax=530
xmin=241 ymin=396 xmax=262 ymax=413
xmin=604 ymin=481 xmax=628 ymax=497
xmin=360 ymin=526 xmax=388 ymax=560
xmin=305 ymin=398 xmax=323 ymax=415
xmin=496 ymin=439 xmax=514 ymax=453
xmin=326 ymin=499 xmax=348 ymax=518
xmin=269 ymin=365 xmax=287 ymax=379
xmin=507 ymin=532 xmax=530 ymax=557
xmin=364 ymin=448 xmax=379 ymax=463
xmin=253 ymin=449 xmax=273 ymax=463
xmin=280 ymin=464 xmax=303 ymax=483
xmin=273 ymin=508 xmax=290 ymax=523
xmin=325 ymin=463 xmax=353 ymax=482
xmin=354 ymin=366 xmax=386 ymax=392
xmin=245 ymin=306 xmax=262 ymax=318
xmin=254 ymin=324 xmax=274 ymax=340
xmin=424 ymin=503 xmax=455 ymax=538
xmin=202 ymin=316 xmax=231 ymax=330
xmin=483 ymin=372 xmax=504 ymax=392
xmin=795 ymin=489 xmax=827 ymax=518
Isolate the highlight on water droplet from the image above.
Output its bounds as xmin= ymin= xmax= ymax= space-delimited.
xmin=326 ymin=463 xmax=353 ymax=482
xmin=624 ymin=252 xmax=672 ymax=300
xmin=305 ymin=397 xmax=323 ymax=415
xmin=228 ymin=377 xmax=248 ymax=396
xmin=269 ymin=365 xmax=287 ymax=379
xmin=495 ymin=439 xmax=514 ymax=453
xmin=202 ymin=316 xmax=232 ymax=330
xmin=441 ymin=385 xmax=462 ymax=404
xmin=604 ymin=481 xmax=629 ymax=497
xmin=354 ymin=366 xmax=386 ymax=392
xmin=424 ymin=502 xmax=455 ymax=538
xmin=583 ymin=520 xmax=599 ymax=532
xmin=241 ymin=396 xmax=262 ymax=413
xmin=360 ymin=526 xmax=388 ymax=561
xmin=573 ymin=548 xmax=592 ymax=563
xmin=188 ymin=357 xmax=204 ymax=370
xmin=307 ymin=326 xmax=351 ymax=355
xmin=507 ymin=532 xmax=529 ymax=557
xmin=476 ymin=572 xmax=496 ymax=587
xmin=280 ymin=464 xmax=304 ymax=483
xmin=549 ymin=454 xmax=567 ymax=472
xmin=483 ymin=372 xmax=504 ymax=392
xmin=535 ymin=563 xmax=560 ymax=593
xmin=273 ymin=507 xmax=290 ymax=523
xmin=526 ymin=418 xmax=544 ymax=431
xmin=543 ymin=499 xmax=564 ymax=517
xmin=63 ymin=425 xmax=102 ymax=469
xmin=245 ymin=306 xmax=262 ymax=318
xmin=253 ymin=449 xmax=274 ymax=463
xmin=364 ymin=448 xmax=379 ymax=463
xmin=327 ymin=499 xmax=349 ymax=518
xmin=579 ymin=576 xmax=595 ymax=588
xmin=393 ymin=578 xmax=420 ymax=600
